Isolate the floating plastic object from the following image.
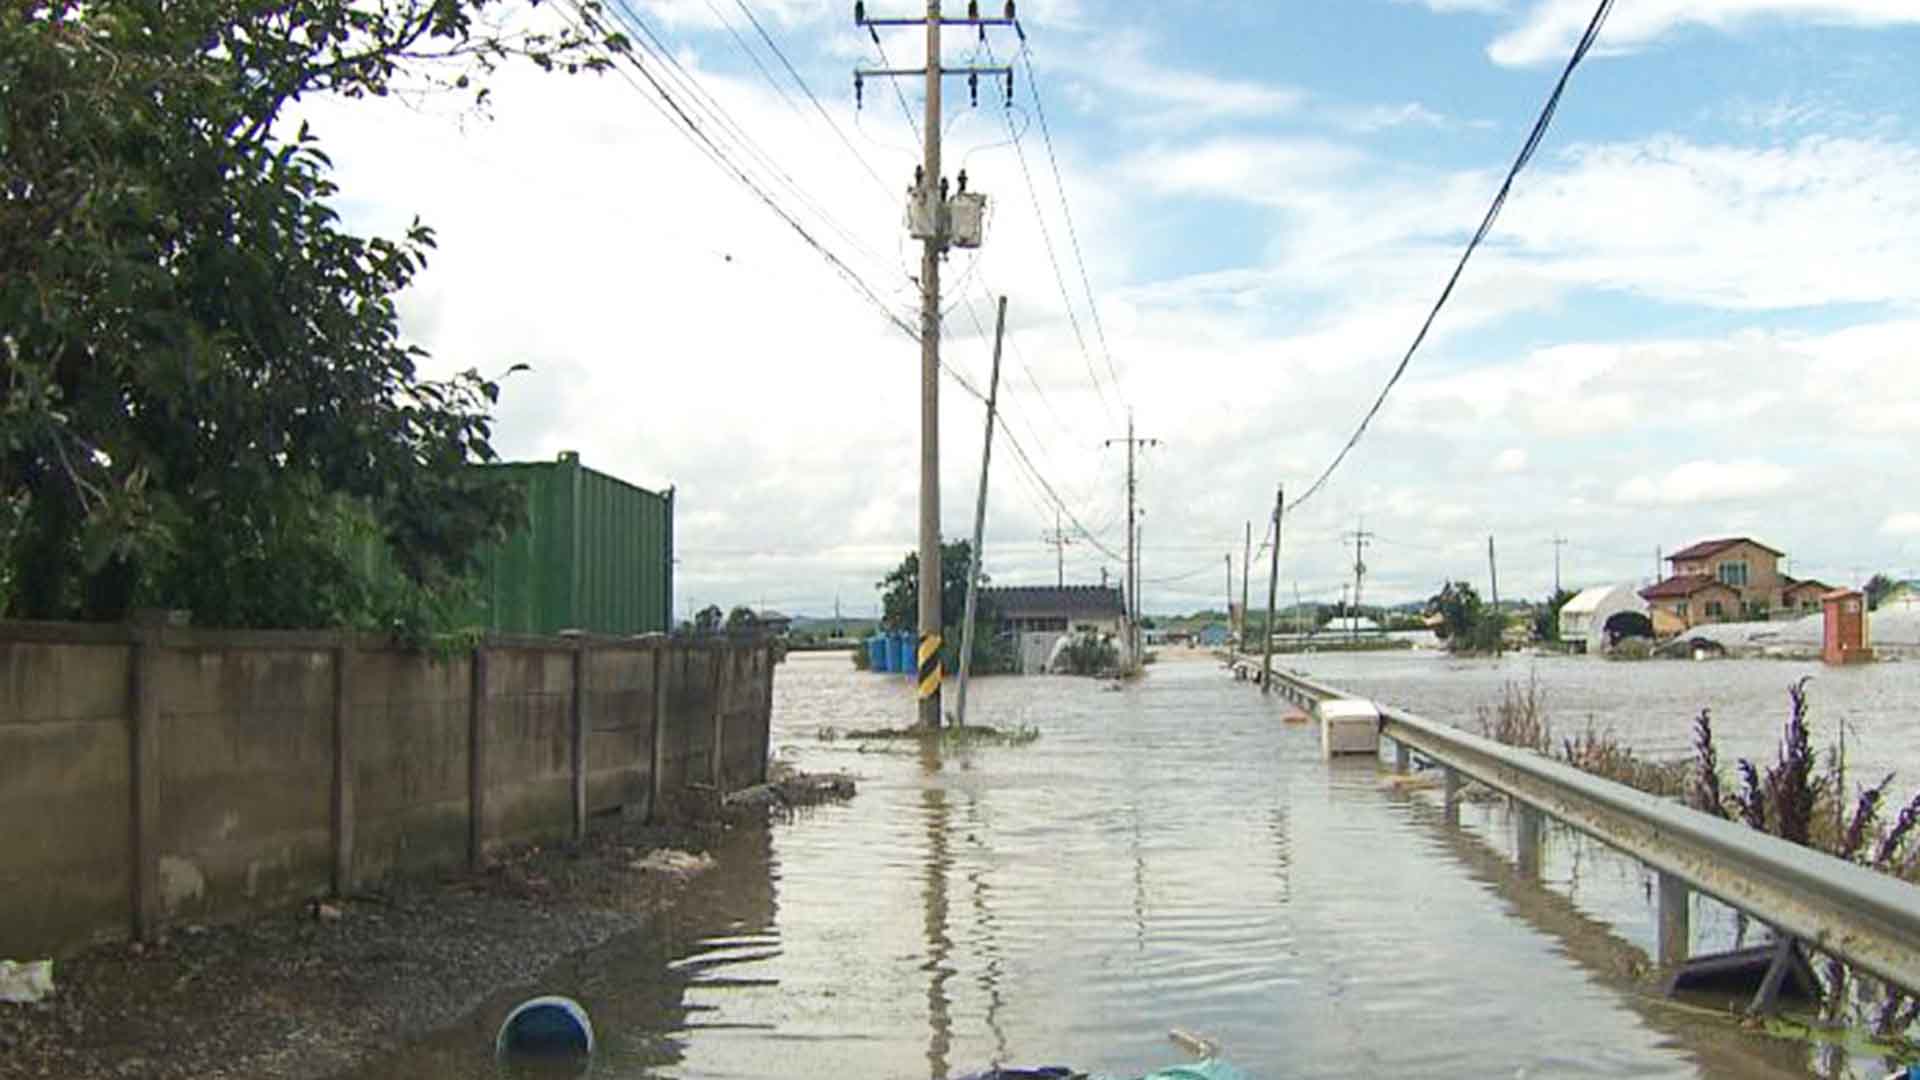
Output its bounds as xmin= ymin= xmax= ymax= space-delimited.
xmin=495 ymin=995 xmax=594 ymax=1076
xmin=0 ymin=959 xmax=53 ymax=1004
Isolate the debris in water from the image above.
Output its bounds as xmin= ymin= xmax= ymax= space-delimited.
xmin=0 ymin=959 xmax=54 ymax=1004
xmin=627 ymin=849 xmax=715 ymax=880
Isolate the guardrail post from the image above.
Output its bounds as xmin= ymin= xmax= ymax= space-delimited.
xmin=1656 ymin=871 xmax=1690 ymax=969
xmin=1443 ymin=767 xmax=1463 ymax=824
xmin=1393 ymin=739 xmax=1411 ymax=774
xmin=1514 ymin=799 xmax=1543 ymax=876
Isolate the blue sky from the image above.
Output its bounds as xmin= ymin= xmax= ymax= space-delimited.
xmin=312 ymin=0 xmax=1920 ymax=616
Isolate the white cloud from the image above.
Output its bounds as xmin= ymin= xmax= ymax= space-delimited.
xmin=1882 ymin=513 xmax=1920 ymax=537
xmin=1396 ymin=0 xmax=1509 ymax=12
xmin=1492 ymin=448 xmax=1528 ymax=473
xmin=1615 ymin=460 xmax=1795 ymax=505
xmin=1490 ymin=0 xmax=1920 ymax=67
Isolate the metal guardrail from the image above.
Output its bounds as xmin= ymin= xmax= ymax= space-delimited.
xmin=1263 ymin=667 xmax=1920 ymax=996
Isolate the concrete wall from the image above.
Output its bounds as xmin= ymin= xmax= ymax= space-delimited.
xmin=0 ymin=622 xmax=775 ymax=959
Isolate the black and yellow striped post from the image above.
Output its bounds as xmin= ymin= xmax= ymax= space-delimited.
xmin=917 ymin=632 xmax=943 ymax=714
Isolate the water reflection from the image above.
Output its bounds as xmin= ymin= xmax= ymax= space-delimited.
xmin=350 ymin=653 xmax=1868 ymax=1079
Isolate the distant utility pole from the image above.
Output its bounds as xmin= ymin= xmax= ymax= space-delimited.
xmin=955 ymin=296 xmax=1007 ymax=730
xmin=1241 ymin=521 xmax=1252 ymax=647
xmin=1261 ymin=485 xmax=1283 ymax=695
xmin=1105 ymin=412 xmax=1159 ymax=672
xmin=1655 ymin=546 xmax=1663 ymax=585
xmin=1551 ymin=535 xmax=1568 ymax=594
xmin=1223 ymin=553 xmax=1233 ymax=652
xmin=1346 ymin=523 xmax=1374 ymax=643
xmin=1488 ymin=535 xmax=1501 ymax=657
xmin=855 ymin=1 xmax=1015 ymax=728
xmin=1043 ymin=510 xmax=1075 ymax=588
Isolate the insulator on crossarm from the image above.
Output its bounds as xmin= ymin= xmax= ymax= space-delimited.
xmin=854 ymin=74 xmax=864 ymax=109
xmin=1005 ymin=69 xmax=1014 ymax=100
xmin=854 ymin=1 xmax=865 ymax=25
xmin=957 ymin=169 xmax=968 ymax=194
xmin=940 ymin=176 xmax=950 ymax=200
xmin=969 ymin=72 xmax=979 ymax=107
xmin=915 ymin=165 xmax=925 ymax=189
xmin=1005 ymin=1 xmax=1016 ymax=18
xmin=968 ymin=1 xmax=980 ymax=17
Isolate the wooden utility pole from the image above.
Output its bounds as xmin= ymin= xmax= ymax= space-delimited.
xmin=955 ymin=296 xmax=1006 ymax=730
xmin=855 ymin=3 xmax=1014 ymax=727
xmin=1488 ymin=535 xmax=1502 ymax=657
xmin=1551 ymin=535 xmax=1568 ymax=594
xmin=1262 ymin=486 xmax=1283 ymax=694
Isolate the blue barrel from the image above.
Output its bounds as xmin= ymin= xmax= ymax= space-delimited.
xmin=889 ymin=632 xmax=911 ymax=676
xmin=867 ymin=635 xmax=888 ymax=672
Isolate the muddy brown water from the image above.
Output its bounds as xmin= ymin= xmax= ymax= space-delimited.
xmin=351 ymin=650 xmax=1906 ymax=1078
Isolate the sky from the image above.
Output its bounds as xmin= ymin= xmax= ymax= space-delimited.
xmin=306 ymin=0 xmax=1920 ymax=618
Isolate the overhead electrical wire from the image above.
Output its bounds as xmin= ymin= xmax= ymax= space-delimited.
xmin=1014 ymin=44 xmax=1125 ymax=411
xmin=1286 ymin=0 xmax=1615 ymax=513
xmin=558 ymin=0 xmax=920 ymax=341
xmin=725 ymin=0 xmax=895 ymax=197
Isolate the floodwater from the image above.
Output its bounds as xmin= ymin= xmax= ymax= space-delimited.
xmin=355 ymin=650 xmax=1907 ymax=1079
xmin=1281 ymin=648 xmax=1920 ymax=783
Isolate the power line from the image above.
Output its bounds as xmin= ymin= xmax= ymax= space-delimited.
xmin=726 ymin=0 xmax=894 ymax=196
xmin=1287 ymin=0 xmax=1615 ymax=513
xmin=1014 ymin=44 xmax=1124 ymax=409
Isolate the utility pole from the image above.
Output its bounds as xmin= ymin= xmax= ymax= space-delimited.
xmin=1042 ymin=511 xmax=1075 ymax=588
xmin=1488 ymin=535 xmax=1501 ymax=657
xmin=1261 ymin=486 xmax=1283 ymax=695
xmin=1346 ymin=523 xmax=1374 ymax=642
xmin=955 ymin=296 xmax=1007 ymax=730
xmin=1105 ymin=413 xmax=1159 ymax=673
xmin=1551 ymin=535 xmax=1568 ymax=594
xmin=1224 ymin=553 xmax=1233 ymax=654
xmin=855 ymin=2 xmax=1014 ymax=728
xmin=1241 ymin=521 xmax=1252 ymax=649
xmin=1655 ymin=546 xmax=1663 ymax=585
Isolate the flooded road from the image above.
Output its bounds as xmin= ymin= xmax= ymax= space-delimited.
xmin=357 ymin=650 xmax=1886 ymax=1078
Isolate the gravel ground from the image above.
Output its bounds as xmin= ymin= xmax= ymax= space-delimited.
xmin=0 ymin=772 xmax=853 ymax=1080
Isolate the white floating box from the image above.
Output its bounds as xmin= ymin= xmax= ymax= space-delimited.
xmin=1316 ymin=697 xmax=1381 ymax=757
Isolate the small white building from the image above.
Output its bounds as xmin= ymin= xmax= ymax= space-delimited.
xmin=1559 ymin=583 xmax=1648 ymax=653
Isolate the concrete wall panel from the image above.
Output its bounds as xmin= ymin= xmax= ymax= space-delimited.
xmin=351 ymin=651 xmax=472 ymax=882
xmin=0 ymin=642 xmax=134 ymax=956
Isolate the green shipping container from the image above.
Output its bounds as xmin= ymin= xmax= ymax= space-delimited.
xmin=475 ymin=451 xmax=674 ymax=635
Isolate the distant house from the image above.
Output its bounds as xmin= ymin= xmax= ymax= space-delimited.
xmin=981 ymin=585 xmax=1127 ymax=638
xmin=1780 ymin=579 xmax=1833 ymax=616
xmin=1557 ymin=584 xmax=1647 ymax=653
xmin=1642 ymin=537 xmax=1802 ymax=629
xmin=1197 ymin=623 xmax=1231 ymax=647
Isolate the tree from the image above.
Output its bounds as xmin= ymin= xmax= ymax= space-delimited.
xmin=693 ymin=605 xmax=724 ymax=637
xmin=725 ymin=605 xmax=759 ymax=635
xmin=878 ymin=541 xmax=992 ymax=633
xmin=1534 ymin=588 xmax=1576 ymax=642
xmin=0 ymin=0 xmax=618 ymax=626
xmin=1427 ymin=580 xmax=1501 ymax=654
xmin=1865 ymin=574 xmax=1897 ymax=611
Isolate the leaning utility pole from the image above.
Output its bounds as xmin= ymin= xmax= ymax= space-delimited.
xmin=1105 ymin=413 xmax=1159 ymax=673
xmin=1261 ymin=486 xmax=1283 ymax=694
xmin=856 ymin=2 xmax=1014 ymax=727
xmin=955 ymin=296 xmax=1007 ymax=730
xmin=1551 ymin=535 xmax=1568 ymax=594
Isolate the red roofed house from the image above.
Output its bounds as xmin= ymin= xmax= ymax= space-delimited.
xmin=1641 ymin=537 xmax=1813 ymax=632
